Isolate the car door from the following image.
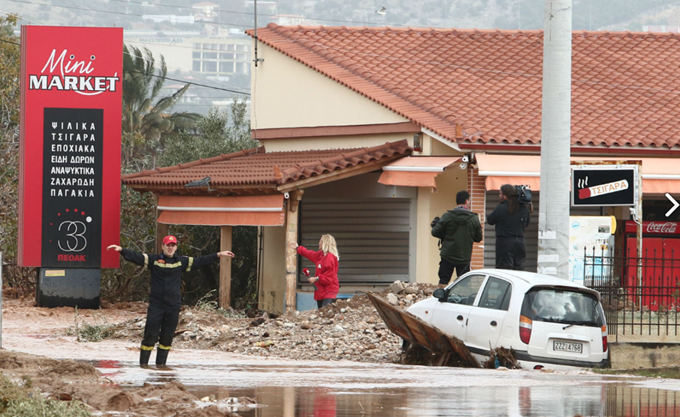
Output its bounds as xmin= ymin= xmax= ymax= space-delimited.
xmin=466 ymin=276 xmax=513 ymax=353
xmin=430 ymin=274 xmax=487 ymax=341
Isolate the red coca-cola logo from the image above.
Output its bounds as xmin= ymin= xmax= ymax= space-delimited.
xmin=625 ymin=221 xmax=680 ymax=235
xmin=646 ymin=222 xmax=678 ymax=234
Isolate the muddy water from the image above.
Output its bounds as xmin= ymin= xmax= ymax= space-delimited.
xmin=91 ymin=358 xmax=680 ymax=416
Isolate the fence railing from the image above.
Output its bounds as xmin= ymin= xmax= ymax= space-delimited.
xmin=583 ymin=247 xmax=680 ymax=342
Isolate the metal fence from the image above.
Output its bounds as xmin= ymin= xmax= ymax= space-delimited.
xmin=583 ymin=247 xmax=680 ymax=342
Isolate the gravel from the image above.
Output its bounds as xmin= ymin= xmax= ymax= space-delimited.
xmin=108 ymin=282 xmax=438 ymax=364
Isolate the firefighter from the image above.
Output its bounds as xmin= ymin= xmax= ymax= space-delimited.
xmin=107 ymin=236 xmax=235 ymax=366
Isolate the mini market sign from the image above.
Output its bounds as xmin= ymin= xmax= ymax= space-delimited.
xmin=571 ymin=164 xmax=638 ymax=207
xmin=18 ymin=26 xmax=123 ymax=268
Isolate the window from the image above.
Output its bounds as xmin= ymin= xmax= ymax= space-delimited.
xmin=192 ymin=52 xmax=201 ymax=59
xmin=193 ymin=43 xmax=201 ymax=49
xmin=521 ymin=288 xmax=604 ymax=326
xmin=236 ymin=53 xmax=247 ymax=61
xmin=219 ymin=61 xmax=234 ymax=73
xmin=236 ymin=44 xmax=246 ymax=51
xmin=203 ymin=61 xmax=217 ymax=72
xmin=479 ymin=277 xmax=512 ymax=311
xmin=192 ymin=61 xmax=201 ymax=71
xmin=219 ymin=44 xmax=228 ymax=51
xmin=445 ymin=274 xmax=485 ymax=305
xmin=203 ymin=52 xmax=217 ymax=60
xmin=220 ymin=53 xmax=234 ymax=60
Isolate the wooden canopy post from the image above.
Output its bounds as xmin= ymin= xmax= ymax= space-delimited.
xmin=219 ymin=226 xmax=233 ymax=309
xmin=285 ymin=190 xmax=303 ymax=314
xmin=155 ymin=222 xmax=168 ymax=254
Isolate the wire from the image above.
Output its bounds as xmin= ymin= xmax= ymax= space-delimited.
xmin=0 ymin=11 xmax=250 ymax=94
xmin=124 ymin=68 xmax=249 ymax=95
xmin=106 ymin=0 xmax=424 ymax=28
xmin=2 ymin=0 xmax=256 ymax=28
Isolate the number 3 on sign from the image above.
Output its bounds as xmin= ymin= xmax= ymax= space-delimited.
xmin=58 ymin=221 xmax=88 ymax=252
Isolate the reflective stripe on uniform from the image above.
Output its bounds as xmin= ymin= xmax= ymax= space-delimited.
xmin=186 ymin=257 xmax=194 ymax=272
xmin=143 ymin=253 xmax=149 ymax=268
xmin=158 ymin=344 xmax=172 ymax=350
xmin=140 ymin=344 xmax=154 ymax=351
xmin=153 ymin=261 xmax=183 ymax=268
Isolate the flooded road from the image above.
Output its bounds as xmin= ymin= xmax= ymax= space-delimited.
xmin=91 ymin=357 xmax=680 ymax=416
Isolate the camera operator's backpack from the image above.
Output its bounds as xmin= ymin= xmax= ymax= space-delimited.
xmin=515 ymin=185 xmax=532 ymax=204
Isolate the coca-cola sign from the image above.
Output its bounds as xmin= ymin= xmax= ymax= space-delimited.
xmin=625 ymin=221 xmax=680 ymax=235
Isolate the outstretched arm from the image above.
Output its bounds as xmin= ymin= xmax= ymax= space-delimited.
xmin=217 ymin=251 xmax=235 ymax=258
xmin=108 ymin=244 xmax=147 ymax=267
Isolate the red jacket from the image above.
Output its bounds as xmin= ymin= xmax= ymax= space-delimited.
xmin=297 ymin=246 xmax=339 ymax=301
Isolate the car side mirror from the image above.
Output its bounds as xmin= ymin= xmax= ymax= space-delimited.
xmin=433 ymin=288 xmax=446 ymax=302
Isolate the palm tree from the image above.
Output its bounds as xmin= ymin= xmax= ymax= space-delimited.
xmin=122 ymin=44 xmax=200 ymax=168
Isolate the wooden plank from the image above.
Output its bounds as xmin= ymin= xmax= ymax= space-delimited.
xmin=219 ymin=226 xmax=233 ymax=309
xmin=366 ymin=292 xmax=480 ymax=368
xmin=285 ymin=190 xmax=303 ymax=314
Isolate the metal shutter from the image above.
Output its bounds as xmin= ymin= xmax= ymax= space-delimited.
xmin=299 ymin=198 xmax=412 ymax=284
xmin=484 ymin=191 xmax=601 ymax=271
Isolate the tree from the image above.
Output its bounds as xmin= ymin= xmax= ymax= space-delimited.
xmin=121 ymin=44 xmax=201 ymax=171
xmin=103 ymin=102 xmax=259 ymax=309
xmin=0 ymin=14 xmax=34 ymax=295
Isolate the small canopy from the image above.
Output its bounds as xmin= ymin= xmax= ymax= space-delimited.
xmin=157 ymin=195 xmax=285 ymax=226
xmin=476 ymin=154 xmax=680 ymax=193
xmin=378 ymin=156 xmax=461 ymax=191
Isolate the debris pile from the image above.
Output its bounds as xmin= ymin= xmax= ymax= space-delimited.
xmin=109 ymin=282 xmax=438 ymax=364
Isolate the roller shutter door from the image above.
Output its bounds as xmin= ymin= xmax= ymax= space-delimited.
xmin=484 ymin=191 xmax=601 ymax=271
xmin=299 ymin=198 xmax=412 ymax=284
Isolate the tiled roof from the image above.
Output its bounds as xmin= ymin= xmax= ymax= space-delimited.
xmin=122 ymin=140 xmax=411 ymax=193
xmin=248 ymin=24 xmax=680 ymax=149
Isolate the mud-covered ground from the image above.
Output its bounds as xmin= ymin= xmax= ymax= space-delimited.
xmin=0 ymin=282 xmax=435 ymax=416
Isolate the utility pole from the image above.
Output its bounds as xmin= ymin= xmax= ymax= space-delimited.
xmin=538 ymin=0 xmax=572 ymax=278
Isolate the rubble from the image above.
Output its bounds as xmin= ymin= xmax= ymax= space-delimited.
xmin=108 ymin=282 xmax=438 ymax=364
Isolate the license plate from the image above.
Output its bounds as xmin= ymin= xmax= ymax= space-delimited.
xmin=553 ymin=340 xmax=583 ymax=353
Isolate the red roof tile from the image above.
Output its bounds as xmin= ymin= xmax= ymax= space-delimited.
xmin=248 ymin=25 xmax=680 ymax=149
xmin=122 ymin=140 xmax=411 ymax=193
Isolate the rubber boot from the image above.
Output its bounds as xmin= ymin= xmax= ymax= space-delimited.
xmin=139 ymin=349 xmax=152 ymax=367
xmin=156 ymin=348 xmax=170 ymax=366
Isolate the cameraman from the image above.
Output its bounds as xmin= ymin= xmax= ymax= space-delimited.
xmin=487 ymin=184 xmax=531 ymax=270
xmin=431 ymin=190 xmax=483 ymax=286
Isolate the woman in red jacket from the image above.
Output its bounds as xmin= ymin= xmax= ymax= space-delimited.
xmin=290 ymin=234 xmax=340 ymax=308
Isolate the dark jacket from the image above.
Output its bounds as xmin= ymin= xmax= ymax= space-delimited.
xmin=431 ymin=207 xmax=483 ymax=264
xmin=121 ymin=249 xmax=218 ymax=309
xmin=487 ymin=201 xmax=530 ymax=238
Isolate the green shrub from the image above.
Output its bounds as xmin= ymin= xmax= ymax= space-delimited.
xmin=0 ymin=375 xmax=91 ymax=416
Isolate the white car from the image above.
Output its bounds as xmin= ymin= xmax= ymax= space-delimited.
xmin=407 ymin=269 xmax=610 ymax=370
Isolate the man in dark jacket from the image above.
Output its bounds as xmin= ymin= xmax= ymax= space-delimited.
xmin=487 ymin=184 xmax=531 ymax=270
xmin=431 ymin=190 xmax=483 ymax=285
xmin=107 ymin=235 xmax=234 ymax=366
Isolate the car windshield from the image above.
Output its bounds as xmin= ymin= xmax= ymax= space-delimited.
xmin=521 ymin=287 xmax=604 ymax=327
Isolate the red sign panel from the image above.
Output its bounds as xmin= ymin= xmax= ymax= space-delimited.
xmin=18 ymin=26 xmax=122 ymax=268
xmin=624 ymin=221 xmax=680 ymax=236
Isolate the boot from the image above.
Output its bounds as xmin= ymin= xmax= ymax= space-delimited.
xmin=139 ymin=348 xmax=152 ymax=367
xmin=156 ymin=348 xmax=170 ymax=366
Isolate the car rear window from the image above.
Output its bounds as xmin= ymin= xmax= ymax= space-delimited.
xmin=521 ymin=287 xmax=605 ymax=327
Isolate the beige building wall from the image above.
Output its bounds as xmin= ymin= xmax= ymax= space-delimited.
xmin=251 ymin=42 xmax=409 ymax=130
xmin=259 ymin=225 xmax=287 ymax=314
xmin=261 ymin=133 xmax=414 ymax=152
xmin=414 ymin=139 xmax=467 ymax=284
xmin=124 ymin=38 xmax=194 ymax=73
